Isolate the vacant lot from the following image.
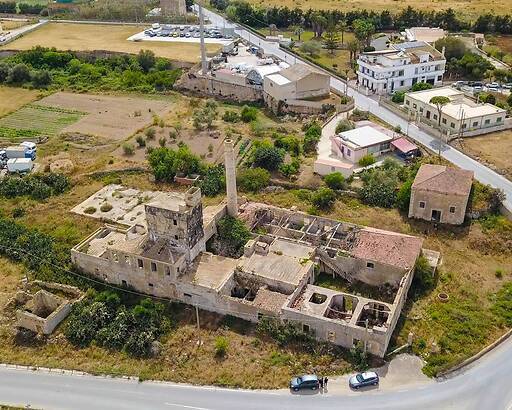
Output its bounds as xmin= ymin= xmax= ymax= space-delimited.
xmin=0 ymin=87 xmax=40 ymax=118
xmin=1 ymin=20 xmax=30 ymax=31
xmin=245 ymin=0 xmax=511 ymax=18
xmin=2 ymin=23 xmax=221 ymax=63
xmin=459 ymin=131 xmax=512 ymax=180
xmin=37 ymin=92 xmax=175 ymax=141
xmin=494 ymin=36 xmax=512 ymax=54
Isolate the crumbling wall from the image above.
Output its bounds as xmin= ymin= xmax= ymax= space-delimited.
xmin=178 ymin=74 xmax=263 ymax=102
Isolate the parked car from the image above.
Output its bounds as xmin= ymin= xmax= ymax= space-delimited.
xmin=290 ymin=375 xmax=320 ymax=391
xmin=502 ymin=83 xmax=512 ymax=89
xmin=349 ymin=371 xmax=379 ymax=389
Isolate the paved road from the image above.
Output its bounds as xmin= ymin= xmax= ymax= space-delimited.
xmin=1 ymin=334 xmax=511 ymax=410
xmin=202 ymin=7 xmax=512 ymax=211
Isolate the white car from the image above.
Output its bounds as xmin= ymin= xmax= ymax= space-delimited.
xmin=20 ymin=141 xmax=36 ymax=151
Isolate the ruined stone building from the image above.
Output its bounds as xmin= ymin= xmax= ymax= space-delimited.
xmin=71 ymin=140 xmax=433 ymax=357
xmin=160 ymin=0 xmax=186 ymax=16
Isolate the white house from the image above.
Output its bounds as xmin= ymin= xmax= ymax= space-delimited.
xmin=404 ymin=87 xmax=508 ymax=136
xmin=357 ymin=41 xmax=446 ymax=95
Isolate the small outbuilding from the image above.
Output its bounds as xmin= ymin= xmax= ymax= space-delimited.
xmin=409 ymin=164 xmax=473 ymax=225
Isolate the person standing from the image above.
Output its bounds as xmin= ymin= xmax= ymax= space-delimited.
xmin=319 ymin=376 xmax=324 ymax=390
xmin=324 ymin=376 xmax=329 ymax=390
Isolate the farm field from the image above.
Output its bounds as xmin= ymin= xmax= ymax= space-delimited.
xmin=459 ymin=131 xmax=512 ymax=180
xmin=0 ymin=104 xmax=84 ymax=141
xmin=0 ymin=20 xmax=30 ymax=31
xmin=0 ymin=87 xmax=40 ymax=118
xmin=242 ymin=0 xmax=512 ymax=18
xmin=2 ymin=23 xmax=221 ymax=63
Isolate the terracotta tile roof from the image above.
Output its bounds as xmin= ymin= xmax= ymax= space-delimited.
xmin=349 ymin=228 xmax=424 ymax=270
xmin=412 ymin=164 xmax=473 ymax=196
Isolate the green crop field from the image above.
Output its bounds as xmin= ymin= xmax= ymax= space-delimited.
xmin=0 ymin=104 xmax=85 ymax=140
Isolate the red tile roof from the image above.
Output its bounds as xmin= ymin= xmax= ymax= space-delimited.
xmin=350 ymin=228 xmax=424 ymax=270
xmin=412 ymin=164 xmax=473 ymax=196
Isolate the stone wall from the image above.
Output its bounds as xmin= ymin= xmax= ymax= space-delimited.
xmin=409 ymin=189 xmax=468 ymax=225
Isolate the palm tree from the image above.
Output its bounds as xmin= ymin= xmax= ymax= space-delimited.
xmin=338 ymin=20 xmax=348 ymax=45
xmin=430 ymin=96 xmax=451 ymax=126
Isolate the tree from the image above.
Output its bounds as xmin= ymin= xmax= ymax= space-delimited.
xmin=411 ymin=82 xmax=433 ymax=92
xmin=335 ymin=119 xmax=354 ymax=134
xmin=214 ymin=215 xmax=251 ymax=257
xmin=430 ymin=96 xmax=451 ymax=126
xmin=434 ymin=37 xmax=466 ymax=60
xmin=252 ymin=145 xmax=285 ymax=171
xmin=311 ymin=187 xmax=336 ymax=210
xmin=193 ymin=100 xmax=218 ymax=130
xmin=352 ymin=19 xmax=375 ymax=49
xmin=200 ymin=165 xmax=225 ymax=197
xmin=240 ymin=105 xmax=258 ymax=122
xmin=8 ymin=64 xmax=31 ymax=84
xmin=311 ymin=13 xmax=328 ymax=38
xmin=323 ymin=19 xmax=340 ymax=55
xmin=299 ymin=41 xmax=321 ymax=58
xmin=137 ymin=50 xmax=156 ymax=73
xmin=303 ymin=121 xmax=322 ymax=152
xmin=293 ymin=26 xmax=304 ymax=41
xmin=358 ymin=154 xmax=376 ymax=167
xmin=396 ymin=179 xmax=413 ymax=211
xmin=339 ymin=20 xmax=348 ymax=44
xmin=347 ymin=39 xmax=360 ymax=64
xmin=0 ymin=63 xmax=9 ymax=83
xmin=31 ymin=70 xmax=52 ymax=88
xmin=324 ymin=172 xmax=346 ymax=190
xmin=237 ymin=167 xmax=271 ymax=193
xmin=391 ymin=91 xmax=406 ymax=104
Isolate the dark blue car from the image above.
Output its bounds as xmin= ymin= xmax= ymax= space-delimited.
xmin=290 ymin=375 xmax=320 ymax=391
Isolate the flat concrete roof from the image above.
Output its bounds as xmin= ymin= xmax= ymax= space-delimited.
xmin=146 ymin=192 xmax=188 ymax=212
xmin=184 ymin=252 xmax=236 ymax=290
xmin=266 ymin=73 xmax=290 ymax=85
xmin=240 ymin=238 xmax=314 ymax=287
xmin=338 ymin=125 xmax=393 ymax=148
xmin=407 ymin=87 xmax=506 ymax=119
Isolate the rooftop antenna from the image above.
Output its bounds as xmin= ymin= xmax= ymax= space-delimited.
xmin=198 ymin=2 xmax=208 ymax=75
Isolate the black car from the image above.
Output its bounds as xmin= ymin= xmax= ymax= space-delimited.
xmin=290 ymin=375 xmax=320 ymax=391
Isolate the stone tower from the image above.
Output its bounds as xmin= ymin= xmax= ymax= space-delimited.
xmin=224 ymin=139 xmax=238 ymax=217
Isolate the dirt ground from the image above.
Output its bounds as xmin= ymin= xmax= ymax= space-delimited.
xmin=0 ymin=87 xmax=41 ymax=118
xmin=458 ymin=131 xmax=512 ymax=180
xmin=2 ymin=23 xmax=221 ymax=63
xmin=37 ymin=92 xmax=175 ymax=141
xmin=494 ymin=36 xmax=512 ymax=54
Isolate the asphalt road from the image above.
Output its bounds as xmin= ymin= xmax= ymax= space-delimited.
xmin=201 ymin=7 xmax=512 ymax=212
xmin=1 ymin=333 xmax=511 ymax=410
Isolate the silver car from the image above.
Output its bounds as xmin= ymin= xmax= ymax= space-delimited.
xmin=349 ymin=371 xmax=379 ymax=389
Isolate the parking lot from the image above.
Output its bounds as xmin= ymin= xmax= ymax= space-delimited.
xmin=452 ymin=81 xmax=512 ymax=96
xmin=128 ymin=24 xmax=234 ymax=45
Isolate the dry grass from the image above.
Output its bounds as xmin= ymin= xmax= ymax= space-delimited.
xmin=2 ymin=23 xmax=221 ymax=63
xmin=494 ymin=36 xmax=512 ymax=54
xmin=458 ymin=130 xmax=512 ymax=180
xmin=1 ymin=20 xmax=30 ymax=31
xmin=0 ymin=87 xmax=41 ymax=118
xmin=243 ymin=0 xmax=512 ymax=19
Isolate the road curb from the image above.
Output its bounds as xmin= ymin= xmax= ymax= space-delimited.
xmin=437 ymin=327 xmax=512 ymax=379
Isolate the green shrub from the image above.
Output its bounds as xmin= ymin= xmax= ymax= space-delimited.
xmin=411 ymin=82 xmax=433 ymax=92
xmin=396 ymin=179 xmax=413 ymax=211
xmin=200 ymin=165 xmax=225 ymax=197
xmin=145 ymin=128 xmax=156 ymax=139
xmin=159 ymin=137 xmax=167 ymax=147
xmin=311 ymin=187 xmax=336 ymax=210
xmin=391 ymin=91 xmax=405 ymax=103
xmin=222 ymin=110 xmax=240 ymax=123
xmin=349 ymin=108 xmax=369 ymax=121
xmin=122 ymin=143 xmax=135 ymax=156
xmin=100 ymin=202 xmax=113 ymax=212
xmin=237 ymin=167 xmax=270 ymax=193
xmin=215 ymin=336 xmax=229 ymax=357
xmin=213 ymin=215 xmax=251 ymax=258
xmin=84 ymin=206 xmax=96 ymax=214
xmin=12 ymin=207 xmax=25 ymax=218
xmin=335 ymin=119 xmax=354 ymax=134
xmin=279 ymin=158 xmax=300 ymax=178
xmin=303 ymin=121 xmax=322 ymax=153
xmin=358 ymin=154 xmax=376 ymax=167
xmin=240 ymin=105 xmax=258 ymax=122
xmin=324 ymin=172 xmax=346 ymax=190
xmin=252 ymin=145 xmax=285 ymax=171
xmin=413 ymin=255 xmax=434 ymax=291
xmin=135 ymin=135 xmax=146 ymax=147
xmin=359 ymin=168 xmax=400 ymax=208
xmin=495 ymin=269 xmax=504 ymax=279
xmin=147 ymin=145 xmax=205 ymax=182
xmin=492 ymin=282 xmax=512 ymax=326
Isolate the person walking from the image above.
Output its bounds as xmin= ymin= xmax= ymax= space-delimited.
xmin=319 ymin=376 xmax=324 ymax=391
xmin=324 ymin=376 xmax=329 ymax=390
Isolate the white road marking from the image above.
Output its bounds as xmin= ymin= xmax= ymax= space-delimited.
xmin=164 ymin=402 xmax=211 ymax=410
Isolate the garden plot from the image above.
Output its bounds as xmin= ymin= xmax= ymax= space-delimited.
xmin=36 ymin=92 xmax=174 ymax=141
xmin=0 ymin=104 xmax=84 ymax=140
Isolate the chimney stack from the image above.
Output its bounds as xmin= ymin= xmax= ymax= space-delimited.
xmin=224 ymin=139 xmax=238 ymax=217
xmin=198 ymin=4 xmax=208 ymax=76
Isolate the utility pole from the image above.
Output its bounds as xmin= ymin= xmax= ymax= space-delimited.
xmin=195 ymin=304 xmax=202 ymax=346
xmin=198 ymin=3 xmax=208 ymax=75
